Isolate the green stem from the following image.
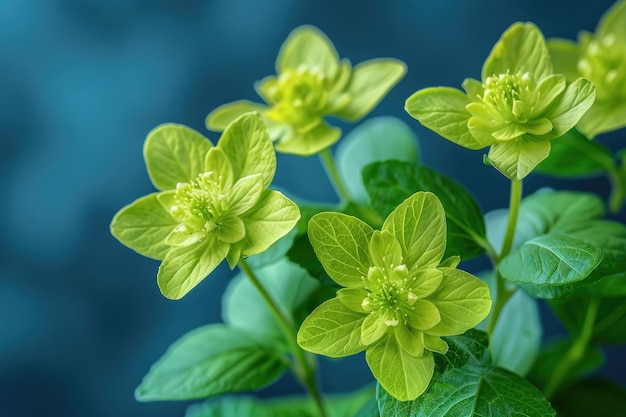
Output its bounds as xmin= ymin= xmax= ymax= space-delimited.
xmin=319 ymin=148 xmax=351 ymax=203
xmin=488 ymin=179 xmax=523 ymax=334
xmin=237 ymin=258 xmax=328 ymax=417
xmin=607 ymin=167 xmax=625 ymax=213
xmin=544 ymin=297 xmax=600 ymax=399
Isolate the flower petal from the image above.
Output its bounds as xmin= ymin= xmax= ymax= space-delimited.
xmin=228 ymin=174 xmax=264 ymax=216
xmin=410 ymin=268 xmax=443 ymax=298
xmin=423 ymin=334 xmax=449 ymax=354
xmin=276 ymin=25 xmax=340 ymax=77
xmin=395 ymin=325 xmax=425 ymax=357
xmin=361 ymin=311 xmax=389 ymax=346
xmin=369 ymin=230 xmax=403 ymax=270
xmin=337 ymin=288 xmax=369 ymax=313
xmin=405 ymin=299 xmax=441 ymax=331
xmin=218 ymin=216 xmax=246 ymax=244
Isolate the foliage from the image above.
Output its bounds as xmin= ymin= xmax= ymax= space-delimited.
xmin=111 ymin=9 xmax=626 ymax=417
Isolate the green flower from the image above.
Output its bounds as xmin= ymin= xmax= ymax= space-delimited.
xmin=405 ymin=22 xmax=596 ymax=180
xmin=297 ymin=192 xmax=491 ymax=401
xmin=110 ymin=113 xmax=300 ymax=300
xmin=206 ymin=25 xmax=406 ymax=156
xmin=549 ymin=0 xmax=626 ymax=137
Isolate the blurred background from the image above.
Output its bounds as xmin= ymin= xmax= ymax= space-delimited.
xmin=1 ymin=0 xmax=624 ymax=416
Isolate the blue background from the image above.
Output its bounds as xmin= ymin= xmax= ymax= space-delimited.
xmin=1 ymin=0 xmax=624 ymax=416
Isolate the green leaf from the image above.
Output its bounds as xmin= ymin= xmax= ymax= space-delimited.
xmin=205 ymin=100 xmax=268 ymax=131
xmin=240 ymin=190 xmax=301 ymax=256
xmin=382 ymin=191 xmax=447 ymax=270
xmin=135 ymin=324 xmax=286 ymax=401
xmin=436 ymin=329 xmax=490 ymax=372
xmin=308 ymin=212 xmax=373 ymax=287
xmin=482 ymin=22 xmax=553 ymax=81
xmin=276 ymin=25 xmax=340 ymax=77
xmin=185 ymin=397 xmax=264 ymax=417
xmin=297 ymin=298 xmax=367 ymax=357
xmin=333 ymin=59 xmax=406 ymax=122
xmin=363 ymin=160 xmax=487 ymax=260
xmin=286 ymin=233 xmax=332 ymax=283
xmin=578 ymin=100 xmax=626 ymax=138
xmin=110 ymin=192 xmax=177 ymax=260
xmin=354 ymin=395 xmax=379 ymax=417
xmin=245 ymin=227 xmax=297 ymax=269
xmin=378 ymin=364 xmax=556 ymax=417
xmin=548 ymin=39 xmax=583 ymax=82
xmin=593 ymin=297 xmax=626 ymax=345
xmin=426 ymin=268 xmax=491 ymax=336
xmin=366 ymin=336 xmax=435 ymax=401
xmin=405 ymin=87 xmax=484 ymax=150
xmin=222 ymin=259 xmax=319 ymax=350
xmin=218 ymin=112 xmax=275 ymax=187
xmin=535 ymin=128 xmax=615 ymax=177
xmin=490 ymin=290 xmax=542 ymax=376
xmin=596 ymin=0 xmax=626 ymax=41
xmin=552 ymin=378 xmax=626 ymax=417
xmin=157 ymin=239 xmax=229 ymax=300
xmin=499 ymin=234 xmax=603 ymax=299
xmin=143 ymin=124 xmax=213 ymax=191
xmin=487 ymin=135 xmax=551 ymax=180
xmin=336 ymin=117 xmax=419 ymax=205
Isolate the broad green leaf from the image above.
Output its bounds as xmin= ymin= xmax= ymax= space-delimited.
xmin=223 ymin=259 xmax=319 ymax=350
xmin=157 ymin=239 xmax=229 ymax=300
xmin=336 ymin=117 xmax=419 ymax=205
xmin=405 ymin=87 xmax=483 ymax=150
xmin=110 ymin=193 xmax=177 ymax=260
xmin=482 ymin=22 xmax=553 ymax=82
xmin=218 ymin=112 xmax=275 ymax=187
xmin=535 ymin=128 xmax=615 ymax=177
xmin=490 ymin=290 xmax=542 ymax=376
xmin=287 ymin=233 xmax=332 ymax=283
xmin=548 ymin=39 xmax=583 ymax=81
xmin=143 ymin=124 xmax=213 ymax=191
xmin=436 ymin=329 xmax=490 ymax=372
xmin=205 ymin=100 xmax=267 ymax=131
xmin=240 ymin=190 xmax=300 ymax=256
xmin=487 ymin=136 xmax=551 ymax=180
xmin=354 ymin=395 xmax=379 ymax=417
xmin=364 ymin=160 xmax=486 ymax=260
xmin=366 ymin=336 xmax=434 ymax=401
xmin=382 ymin=192 xmax=447 ymax=270
xmin=578 ymin=100 xmax=626 ymax=138
xmin=334 ymin=59 xmax=407 ymax=122
xmin=378 ymin=364 xmax=556 ymax=417
xmin=276 ymin=25 xmax=340 ymax=76
xmin=274 ymin=121 xmax=341 ymax=156
xmin=135 ymin=324 xmax=286 ymax=401
xmin=552 ymin=378 xmax=626 ymax=417
xmin=308 ymin=212 xmax=373 ymax=287
xmin=297 ymin=298 xmax=367 ymax=357
xmin=546 ymin=78 xmax=596 ymax=136
xmin=426 ymin=268 xmax=491 ymax=336
xmin=499 ymin=234 xmax=603 ymax=299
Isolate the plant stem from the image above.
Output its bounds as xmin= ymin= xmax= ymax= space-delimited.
xmin=319 ymin=148 xmax=351 ymax=203
xmin=543 ymin=297 xmax=600 ymax=399
xmin=237 ymin=258 xmax=328 ymax=417
xmin=488 ymin=179 xmax=523 ymax=334
xmin=607 ymin=167 xmax=625 ymax=213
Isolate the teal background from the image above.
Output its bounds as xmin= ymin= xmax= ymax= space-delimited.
xmin=1 ymin=0 xmax=623 ymax=416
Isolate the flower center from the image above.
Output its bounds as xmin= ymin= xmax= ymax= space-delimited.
xmin=361 ymin=265 xmax=418 ymax=327
xmin=265 ymin=66 xmax=329 ymax=131
xmin=482 ymin=71 xmax=534 ymax=122
xmin=170 ymin=171 xmax=230 ymax=236
xmin=579 ymin=35 xmax=626 ymax=101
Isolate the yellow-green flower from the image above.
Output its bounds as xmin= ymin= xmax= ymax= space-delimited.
xmin=297 ymin=192 xmax=491 ymax=401
xmin=405 ymin=22 xmax=596 ymax=180
xmin=110 ymin=113 xmax=300 ymax=299
xmin=549 ymin=0 xmax=626 ymax=137
xmin=206 ymin=25 xmax=406 ymax=156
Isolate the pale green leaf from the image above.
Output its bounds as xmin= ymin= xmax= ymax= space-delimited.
xmin=218 ymin=112 xmax=275 ymax=187
xmin=499 ymin=234 xmax=603 ymax=299
xmin=110 ymin=192 xmax=177 ymax=260
xmin=367 ymin=336 xmax=434 ymax=401
xmin=546 ymin=77 xmax=596 ymax=137
xmin=336 ymin=117 xmax=419 ymax=205
xmin=487 ymin=136 xmax=551 ymax=180
xmin=382 ymin=191 xmax=446 ymax=270
xmin=308 ymin=212 xmax=373 ymax=287
xmin=596 ymin=0 xmax=626 ymax=41
xmin=135 ymin=324 xmax=286 ymax=401
xmin=143 ymin=124 xmax=213 ymax=191
xmin=405 ymin=87 xmax=485 ymax=150
xmin=274 ymin=121 xmax=341 ymax=156
xmin=157 ymin=239 xmax=229 ymax=300
xmin=277 ymin=25 xmax=340 ymax=77
xmin=205 ymin=100 xmax=268 ymax=131
xmin=578 ymin=100 xmax=626 ymax=138
xmin=333 ymin=59 xmax=406 ymax=121
xmin=240 ymin=190 xmax=300 ymax=257
xmin=548 ymin=39 xmax=583 ymax=81
xmin=490 ymin=290 xmax=542 ymax=376
xmin=426 ymin=268 xmax=491 ymax=336
xmin=482 ymin=22 xmax=553 ymax=81
xmin=297 ymin=298 xmax=367 ymax=357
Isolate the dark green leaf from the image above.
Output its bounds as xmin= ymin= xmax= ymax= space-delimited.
xmin=552 ymin=378 xmax=626 ymax=417
xmin=363 ymin=160 xmax=486 ymax=260
xmin=287 ymin=234 xmax=333 ymax=284
xmin=185 ymin=397 xmax=265 ymax=417
xmin=593 ymin=297 xmax=626 ymax=345
xmin=135 ymin=325 xmax=286 ymax=401
xmin=436 ymin=329 xmax=490 ymax=372
xmin=536 ymin=128 xmax=615 ymax=177
xmin=354 ymin=395 xmax=379 ymax=417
